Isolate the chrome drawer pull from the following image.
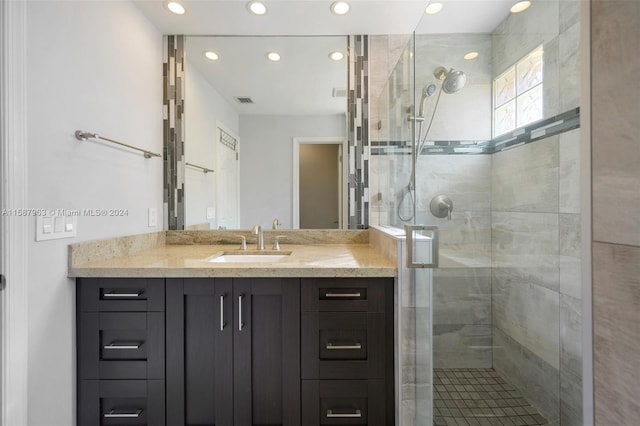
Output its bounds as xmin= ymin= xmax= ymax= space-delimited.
xmin=325 ymin=292 xmax=361 ymax=298
xmin=238 ymin=294 xmax=244 ymax=331
xmin=104 ymin=409 xmax=143 ymax=418
xmin=103 ymin=342 xmax=141 ymax=350
xmin=326 ymin=342 xmax=362 ymax=350
xmin=103 ymin=291 xmax=143 ymax=298
xmin=220 ymin=294 xmax=225 ymax=331
xmin=327 ymin=409 xmax=362 ymax=418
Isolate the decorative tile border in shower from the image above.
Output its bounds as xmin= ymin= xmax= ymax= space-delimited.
xmin=371 ymin=107 xmax=580 ymax=156
xmin=163 ymin=35 xmax=186 ymax=230
xmin=347 ymin=35 xmax=370 ymax=229
xmin=490 ymin=107 xmax=580 ymax=153
xmin=371 ymin=140 xmax=492 ymax=155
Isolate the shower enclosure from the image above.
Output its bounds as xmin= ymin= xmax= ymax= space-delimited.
xmin=370 ymin=0 xmax=583 ymax=424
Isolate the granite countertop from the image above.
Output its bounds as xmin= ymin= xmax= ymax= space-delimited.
xmin=68 ymin=230 xmax=397 ymax=278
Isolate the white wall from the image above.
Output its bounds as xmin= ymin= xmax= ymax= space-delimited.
xmin=239 ymin=114 xmax=346 ymax=228
xmin=184 ymin=57 xmax=239 ymax=228
xmin=25 ymin=1 xmax=163 ymax=424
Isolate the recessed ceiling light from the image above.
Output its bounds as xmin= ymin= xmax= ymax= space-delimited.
xmin=247 ymin=1 xmax=267 ymax=15
xmin=331 ymin=1 xmax=351 ymax=15
xmin=329 ymin=51 xmax=344 ymax=61
xmin=425 ymin=2 xmax=443 ymax=15
xmin=266 ymin=52 xmax=281 ymax=62
xmin=204 ymin=51 xmax=219 ymax=61
xmin=510 ymin=1 xmax=531 ymax=13
xmin=464 ymin=51 xmax=479 ymax=60
xmin=166 ymin=1 xmax=186 ymax=15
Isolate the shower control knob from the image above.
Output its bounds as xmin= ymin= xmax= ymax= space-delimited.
xmin=430 ymin=195 xmax=453 ymax=220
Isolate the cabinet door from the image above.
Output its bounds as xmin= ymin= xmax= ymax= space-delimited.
xmin=166 ymin=278 xmax=234 ymax=426
xmin=233 ymin=278 xmax=301 ymax=426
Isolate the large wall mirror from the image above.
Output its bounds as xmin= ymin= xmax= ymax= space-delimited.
xmin=183 ymin=35 xmax=349 ymax=231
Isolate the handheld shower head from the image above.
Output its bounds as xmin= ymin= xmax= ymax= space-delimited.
xmin=418 ymin=83 xmax=438 ymax=117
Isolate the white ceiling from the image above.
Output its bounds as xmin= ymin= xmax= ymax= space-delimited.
xmin=133 ymin=0 xmax=517 ymax=115
xmin=133 ymin=0 xmax=516 ymax=36
xmin=133 ymin=1 xmax=429 ymax=36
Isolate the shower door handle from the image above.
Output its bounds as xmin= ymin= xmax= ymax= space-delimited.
xmin=404 ymin=225 xmax=438 ymax=268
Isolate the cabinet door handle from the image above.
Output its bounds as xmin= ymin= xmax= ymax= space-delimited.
xmin=326 ymin=409 xmax=362 ymax=418
xmin=103 ymin=342 xmax=142 ymax=350
xmin=104 ymin=409 xmax=143 ymax=418
xmin=325 ymin=292 xmax=361 ymax=298
xmin=103 ymin=291 xmax=143 ymax=298
xmin=326 ymin=342 xmax=362 ymax=350
xmin=220 ymin=294 xmax=225 ymax=331
xmin=238 ymin=294 xmax=244 ymax=331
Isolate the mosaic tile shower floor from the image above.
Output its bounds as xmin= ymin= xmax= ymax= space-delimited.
xmin=434 ymin=368 xmax=551 ymax=426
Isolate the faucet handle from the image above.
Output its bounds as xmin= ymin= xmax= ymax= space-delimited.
xmin=240 ymin=236 xmax=247 ymax=250
xmin=272 ymin=235 xmax=286 ymax=251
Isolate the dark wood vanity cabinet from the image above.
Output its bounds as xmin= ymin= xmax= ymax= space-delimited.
xmin=300 ymin=278 xmax=394 ymax=426
xmin=165 ymin=278 xmax=301 ymax=426
xmin=77 ymin=276 xmax=393 ymax=426
xmin=76 ymin=278 xmax=166 ymax=426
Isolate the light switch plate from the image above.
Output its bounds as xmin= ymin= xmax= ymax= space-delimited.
xmin=148 ymin=207 xmax=158 ymax=227
xmin=36 ymin=215 xmax=77 ymax=241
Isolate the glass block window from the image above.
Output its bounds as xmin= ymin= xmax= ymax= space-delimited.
xmin=493 ymin=46 xmax=544 ymax=136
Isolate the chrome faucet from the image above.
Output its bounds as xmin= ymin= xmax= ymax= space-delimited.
xmin=272 ymin=218 xmax=281 ymax=229
xmin=251 ymin=224 xmax=265 ymax=250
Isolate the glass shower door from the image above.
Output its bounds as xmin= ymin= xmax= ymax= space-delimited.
xmin=369 ymin=32 xmax=435 ymax=425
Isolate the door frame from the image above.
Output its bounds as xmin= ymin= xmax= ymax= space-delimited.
xmin=215 ymin=121 xmax=241 ymax=229
xmin=292 ymin=137 xmax=347 ymax=229
xmin=0 ymin=0 xmax=29 ymax=424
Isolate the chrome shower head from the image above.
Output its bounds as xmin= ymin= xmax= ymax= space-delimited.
xmin=442 ymin=69 xmax=466 ymax=94
xmin=433 ymin=66 xmax=467 ymax=94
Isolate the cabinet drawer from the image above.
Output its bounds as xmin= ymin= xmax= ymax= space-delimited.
xmin=302 ymin=380 xmax=386 ymax=426
xmin=78 ymin=278 xmax=165 ymax=312
xmin=302 ymin=312 xmax=385 ymax=380
xmin=301 ymin=278 xmax=387 ymax=312
xmin=78 ymin=380 xmax=165 ymax=426
xmin=79 ymin=312 xmax=165 ymax=380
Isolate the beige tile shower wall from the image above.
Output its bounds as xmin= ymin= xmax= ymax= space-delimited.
xmin=591 ymin=0 xmax=640 ymax=424
xmin=591 ymin=2 xmax=640 ymax=247
xmin=491 ymin=128 xmax=582 ymax=425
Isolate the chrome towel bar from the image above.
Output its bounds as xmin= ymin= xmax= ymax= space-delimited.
xmin=75 ymin=130 xmax=161 ymax=159
xmin=186 ymin=162 xmax=214 ymax=173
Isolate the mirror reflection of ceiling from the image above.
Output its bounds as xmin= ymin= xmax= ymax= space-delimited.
xmin=186 ymin=36 xmax=347 ymax=115
xmin=133 ymin=0 xmax=514 ymax=36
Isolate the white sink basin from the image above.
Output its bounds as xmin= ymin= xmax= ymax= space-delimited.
xmin=208 ymin=253 xmax=290 ymax=263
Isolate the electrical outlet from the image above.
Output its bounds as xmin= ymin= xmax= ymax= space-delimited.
xmin=148 ymin=207 xmax=158 ymax=227
xmin=206 ymin=207 xmax=216 ymax=220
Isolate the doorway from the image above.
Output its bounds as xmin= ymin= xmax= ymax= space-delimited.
xmin=293 ymin=137 xmax=347 ymax=229
xmin=215 ymin=123 xmax=240 ymax=229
